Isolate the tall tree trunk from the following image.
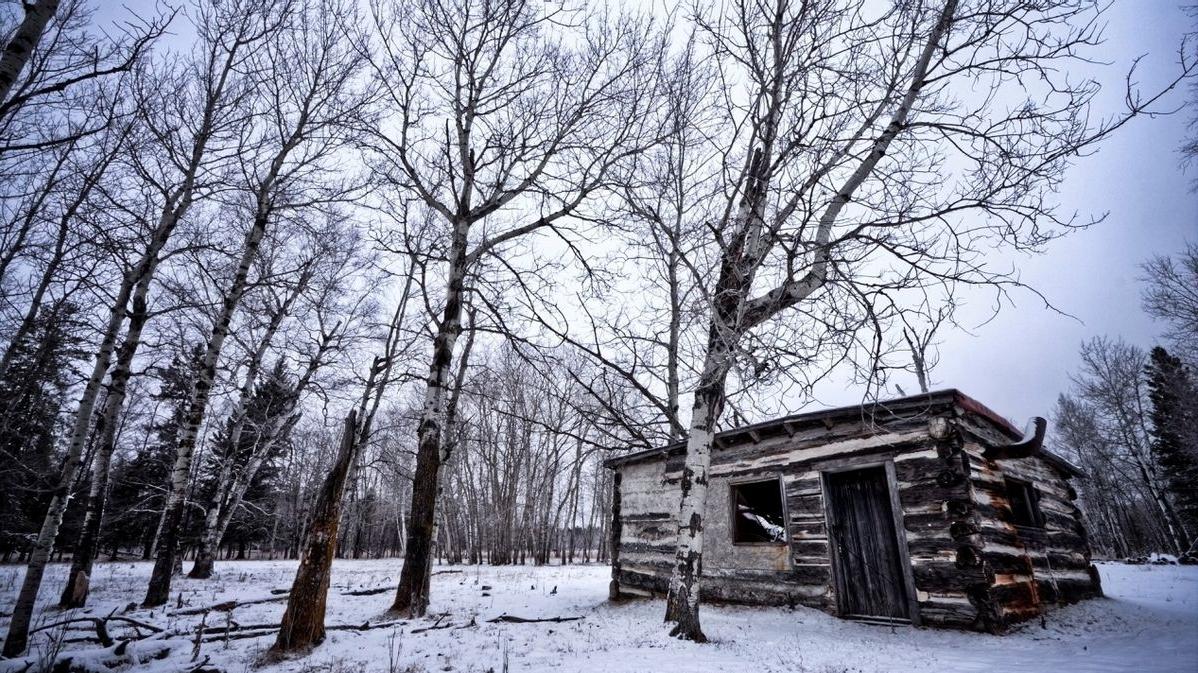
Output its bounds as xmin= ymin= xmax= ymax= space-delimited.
xmin=58 ymin=282 xmax=151 ymax=608
xmin=190 ymin=272 xmax=311 ymax=579
xmin=270 ymin=412 xmax=358 ymax=653
xmin=566 ymin=439 xmax=582 ymax=564
xmin=1 ymin=235 xmax=160 ymax=655
xmin=392 ymin=217 xmax=470 ymax=617
xmin=144 ymin=206 xmax=272 ymax=606
xmin=417 ymin=315 xmax=476 ymax=596
xmin=269 ymin=284 xmax=410 ymax=651
xmin=660 ymin=0 xmax=959 ymax=642
xmin=665 ymin=228 xmax=683 ymax=441
xmin=1130 ymin=449 xmax=1190 ymax=554
xmin=662 ymin=144 xmax=765 ymax=642
xmin=0 ymin=0 xmax=59 ymax=107
xmin=663 ymin=340 xmax=732 ymax=643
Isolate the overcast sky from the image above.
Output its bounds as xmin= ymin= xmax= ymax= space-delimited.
xmin=823 ymin=0 xmax=1198 ymax=426
xmin=85 ymin=0 xmax=1198 ymax=429
xmin=623 ymin=0 xmax=1197 ymax=428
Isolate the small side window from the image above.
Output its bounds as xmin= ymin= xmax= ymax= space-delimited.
xmin=1005 ymin=477 xmax=1044 ymax=528
xmin=731 ymin=479 xmax=787 ymax=543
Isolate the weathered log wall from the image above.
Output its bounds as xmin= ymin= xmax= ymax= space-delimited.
xmin=608 ymin=393 xmax=1101 ymax=632
xmin=953 ymin=407 xmax=1102 ymax=628
xmin=613 ymin=412 xmax=945 ymax=615
xmin=974 ymin=450 xmax=1102 ymax=623
xmin=611 ymin=458 xmax=675 ymax=598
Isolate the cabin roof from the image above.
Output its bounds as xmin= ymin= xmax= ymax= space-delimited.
xmin=604 ymin=388 xmax=1082 ymax=477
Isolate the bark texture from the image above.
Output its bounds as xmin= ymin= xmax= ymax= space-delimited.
xmin=144 ymin=205 xmax=273 ymax=606
xmin=271 ymin=412 xmax=358 ymax=653
xmin=391 ymin=219 xmax=471 ymax=617
xmin=189 ymin=272 xmax=311 ymax=579
xmin=0 ymin=0 xmax=59 ymax=106
xmin=58 ymin=284 xmax=151 ymax=608
xmin=2 ymin=238 xmax=159 ymax=655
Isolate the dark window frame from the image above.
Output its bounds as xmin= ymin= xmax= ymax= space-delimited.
xmin=1004 ymin=477 xmax=1045 ymax=529
xmin=729 ymin=476 xmax=788 ymax=545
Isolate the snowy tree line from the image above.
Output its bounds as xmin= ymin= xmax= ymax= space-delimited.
xmin=0 ymin=0 xmax=1192 ymax=658
xmin=1053 ymin=246 xmax=1198 ymax=560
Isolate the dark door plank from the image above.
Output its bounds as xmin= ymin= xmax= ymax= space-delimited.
xmin=826 ymin=466 xmax=910 ymax=619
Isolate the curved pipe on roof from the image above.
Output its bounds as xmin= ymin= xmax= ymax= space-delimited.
xmin=985 ymin=416 xmax=1046 ymax=459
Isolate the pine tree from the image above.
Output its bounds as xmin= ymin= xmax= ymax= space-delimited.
xmin=195 ymin=360 xmax=295 ymax=561
xmin=0 ymin=303 xmax=85 ymax=561
xmin=102 ymin=345 xmax=202 ymax=558
xmin=1145 ymin=346 xmax=1198 ymax=553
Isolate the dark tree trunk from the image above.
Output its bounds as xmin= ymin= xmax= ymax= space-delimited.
xmin=271 ymin=412 xmax=358 ymax=653
xmin=144 ymin=502 xmax=185 ymax=607
xmin=391 ymin=218 xmax=470 ymax=617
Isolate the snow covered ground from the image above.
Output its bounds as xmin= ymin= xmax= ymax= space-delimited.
xmin=0 ymin=559 xmax=1194 ymax=672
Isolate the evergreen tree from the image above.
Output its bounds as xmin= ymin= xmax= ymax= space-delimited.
xmin=1146 ymin=346 xmax=1198 ymax=552
xmin=196 ymin=359 xmax=295 ymax=558
xmin=0 ymin=304 xmax=85 ymax=561
xmin=102 ymin=344 xmax=202 ymax=558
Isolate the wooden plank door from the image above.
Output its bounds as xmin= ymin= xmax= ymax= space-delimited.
xmin=824 ymin=466 xmax=911 ymax=620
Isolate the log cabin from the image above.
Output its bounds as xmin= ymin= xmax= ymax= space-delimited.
xmin=604 ymin=389 xmax=1103 ymax=632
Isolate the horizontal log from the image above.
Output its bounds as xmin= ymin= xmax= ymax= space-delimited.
xmin=906 ymin=537 xmax=958 ymax=557
xmin=788 ymin=521 xmax=827 ymax=539
xmin=172 ymin=594 xmax=288 ymax=616
xmin=619 ymin=542 xmax=676 ymax=556
xmin=893 ymin=456 xmax=948 ymax=482
xmin=911 ymin=559 xmax=988 ymax=594
xmin=903 ymin=511 xmax=951 ymax=534
xmin=898 ymin=482 xmax=970 ymax=509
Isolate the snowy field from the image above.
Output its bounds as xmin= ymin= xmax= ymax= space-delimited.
xmin=0 ymin=560 xmax=1195 ymax=673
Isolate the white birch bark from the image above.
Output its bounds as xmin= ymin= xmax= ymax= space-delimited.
xmin=198 ymin=325 xmax=337 ymax=577
xmin=663 ymin=0 xmax=960 ymax=642
xmin=190 ymin=269 xmax=313 ymax=578
xmin=392 ymin=216 xmax=471 ymax=616
xmin=144 ymin=21 xmax=331 ymax=596
xmin=0 ymin=0 xmax=59 ymax=106
xmin=2 ymin=171 xmax=189 ymax=654
xmin=143 ymin=197 xmax=276 ymax=605
xmin=59 ymin=264 xmax=155 ymax=607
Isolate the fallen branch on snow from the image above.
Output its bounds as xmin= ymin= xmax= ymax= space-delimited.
xmin=341 ymin=571 xmax=462 ymax=597
xmin=4 ymin=635 xmax=182 ymax=673
xmin=29 ymin=613 xmax=166 ymax=648
xmin=171 ymin=595 xmax=288 ymax=616
xmin=486 ymin=615 xmax=583 ymax=624
xmin=341 ymin=585 xmax=394 ymax=596
xmin=185 ymin=619 xmax=413 ymax=643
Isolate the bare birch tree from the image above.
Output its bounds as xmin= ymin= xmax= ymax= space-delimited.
xmin=655 ymin=0 xmax=1194 ymax=641
xmin=0 ymin=0 xmax=60 ymax=105
xmin=189 ymin=222 xmax=371 ymax=578
xmin=1064 ymin=337 xmax=1190 ymax=553
xmin=0 ymin=0 xmax=167 ymax=159
xmin=360 ymin=0 xmax=665 ymax=617
xmin=532 ymin=40 xmax=720 ymax=449
xmin=144 ymin=0 xmax=370 ymax=605
xmin=1 ymin=8 xmax=193 ymax=658
xmin=1141 ymin=243 xmax=1198 ymax=362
